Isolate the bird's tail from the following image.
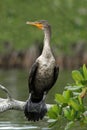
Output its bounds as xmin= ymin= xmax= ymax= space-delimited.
xmin=24 ymin=98 xmax=47 ymax=121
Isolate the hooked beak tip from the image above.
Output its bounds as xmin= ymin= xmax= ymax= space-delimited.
xmin=26 ymin=21 xmax=30 ymax=24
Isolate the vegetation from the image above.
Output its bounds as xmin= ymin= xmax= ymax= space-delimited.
xmin=0 ymin=0 xmax=87 ymax=54
xmin=47 ymin=64 xmax=87 ymax=130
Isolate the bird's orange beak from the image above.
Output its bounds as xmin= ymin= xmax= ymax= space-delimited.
xmin=26 ymin=21 xmax=43 ymax=30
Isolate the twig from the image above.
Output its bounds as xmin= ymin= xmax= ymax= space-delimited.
xmin=0 ymin=84 xmax=12 ymax=99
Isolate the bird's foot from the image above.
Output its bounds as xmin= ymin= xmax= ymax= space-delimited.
xmin=24 ymin=98 xmax=47 ymax=121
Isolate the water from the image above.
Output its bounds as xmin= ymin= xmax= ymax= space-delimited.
xmin=0 ymin=121 xmax=39 ymax=130
xmin=0 ymin=69 xmax=86 ymax=130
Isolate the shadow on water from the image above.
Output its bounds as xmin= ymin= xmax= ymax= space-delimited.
xmin=0 ymin=69 xmax=87 ymax=130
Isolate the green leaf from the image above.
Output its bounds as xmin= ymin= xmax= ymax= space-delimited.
xmin=47 ymin=105 xmax=59 ymax=119
xmin=71 ymin=109 xmax=75 ymax=118
xmin=65 ymin=85 xmax=82 ymax=91
xmin=64 ymin=109 xmax=72 ymax=120
xmin=81 ymin=80 xmax=87 ymax=85
xmin=69 ymin=99 xmax=80 ymax=111
xmin=63 ymin=107 xmax=76 ymax=121
xmin=72 ymin=70 xmax=84 ymax=83
xmin=83 ymin=64 xmax=87 ymax=80
xmin=78 ymin=95 xmax=83 ymax=105
xmin=64 ymin=109 xmax=71 ymax=120
xmin=63 ymin=90 xmax=72 ymax=102
xmin=65 ymin=121 xmax=74 ymax=130
xmin=55 ymin=94 xmax=67 ymax=104
xmin=48 ymin=120 xmax=58 ymax=128
xmin=73 ymin=92 xmax=81 ymax=96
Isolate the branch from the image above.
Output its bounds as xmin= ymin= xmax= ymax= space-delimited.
xmin=0 ymin=84 xmax=52 ymax=113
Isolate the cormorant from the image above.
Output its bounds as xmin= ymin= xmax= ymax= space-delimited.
xmin=24 ymin=20 xmax=59 ymax=121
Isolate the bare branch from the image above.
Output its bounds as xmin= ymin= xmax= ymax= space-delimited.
xmin=0 ymin=84 xmax=53 ymax=113
xmin=0 ymin=98 xmax=25 ymax=112
xmin=0 ymin=84 xmax=12 ymax=99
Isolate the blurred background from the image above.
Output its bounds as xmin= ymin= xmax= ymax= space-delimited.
xmin=0 ymin=0 xmax=87 ymax=69
xmin=0 ymin=0 xmax=87 ymax=130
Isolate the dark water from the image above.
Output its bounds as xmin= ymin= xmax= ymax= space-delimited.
xmin=0 ymin=69 xmax=86 ymax=130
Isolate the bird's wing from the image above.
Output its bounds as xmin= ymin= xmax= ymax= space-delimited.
xmin=52 ymin=65 xmax=59 ymax=86
xmin=45 ymin=65 xmax=59 ymax=93
xmin=28 ymin=62 xmax=39 ymax=93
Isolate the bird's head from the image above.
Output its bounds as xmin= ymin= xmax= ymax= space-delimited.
xmin=26 ymin=20 xmax=50 ymax=30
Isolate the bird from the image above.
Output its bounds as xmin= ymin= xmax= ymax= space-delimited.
xmin=24 ymin=20 xmax=59 ymax=121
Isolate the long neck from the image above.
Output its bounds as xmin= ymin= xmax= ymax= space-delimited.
xmin=42 ymin=27 xmax=52 ymax=58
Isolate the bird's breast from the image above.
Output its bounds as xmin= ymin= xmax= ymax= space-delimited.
xmin=35 ymin=57 xmax=55 ymax=92
xmin=37 ymin=56 xmax=55 ymax=77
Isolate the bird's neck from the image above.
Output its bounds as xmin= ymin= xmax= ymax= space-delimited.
xmin=42 ymin=28 xmax=52 ymax=58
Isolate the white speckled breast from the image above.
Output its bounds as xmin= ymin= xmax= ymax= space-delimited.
xmin=35 ymin=55 xmax=55 ymax=92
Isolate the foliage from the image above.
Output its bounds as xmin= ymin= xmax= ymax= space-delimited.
xmin=47 ymin=64 xmax=87 ymax=130
xmin=0 ymin=0 xmax=87 ymax=54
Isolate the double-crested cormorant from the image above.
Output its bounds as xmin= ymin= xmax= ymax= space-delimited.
xmin=24 ymin=20 xmax=59 ymax=121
